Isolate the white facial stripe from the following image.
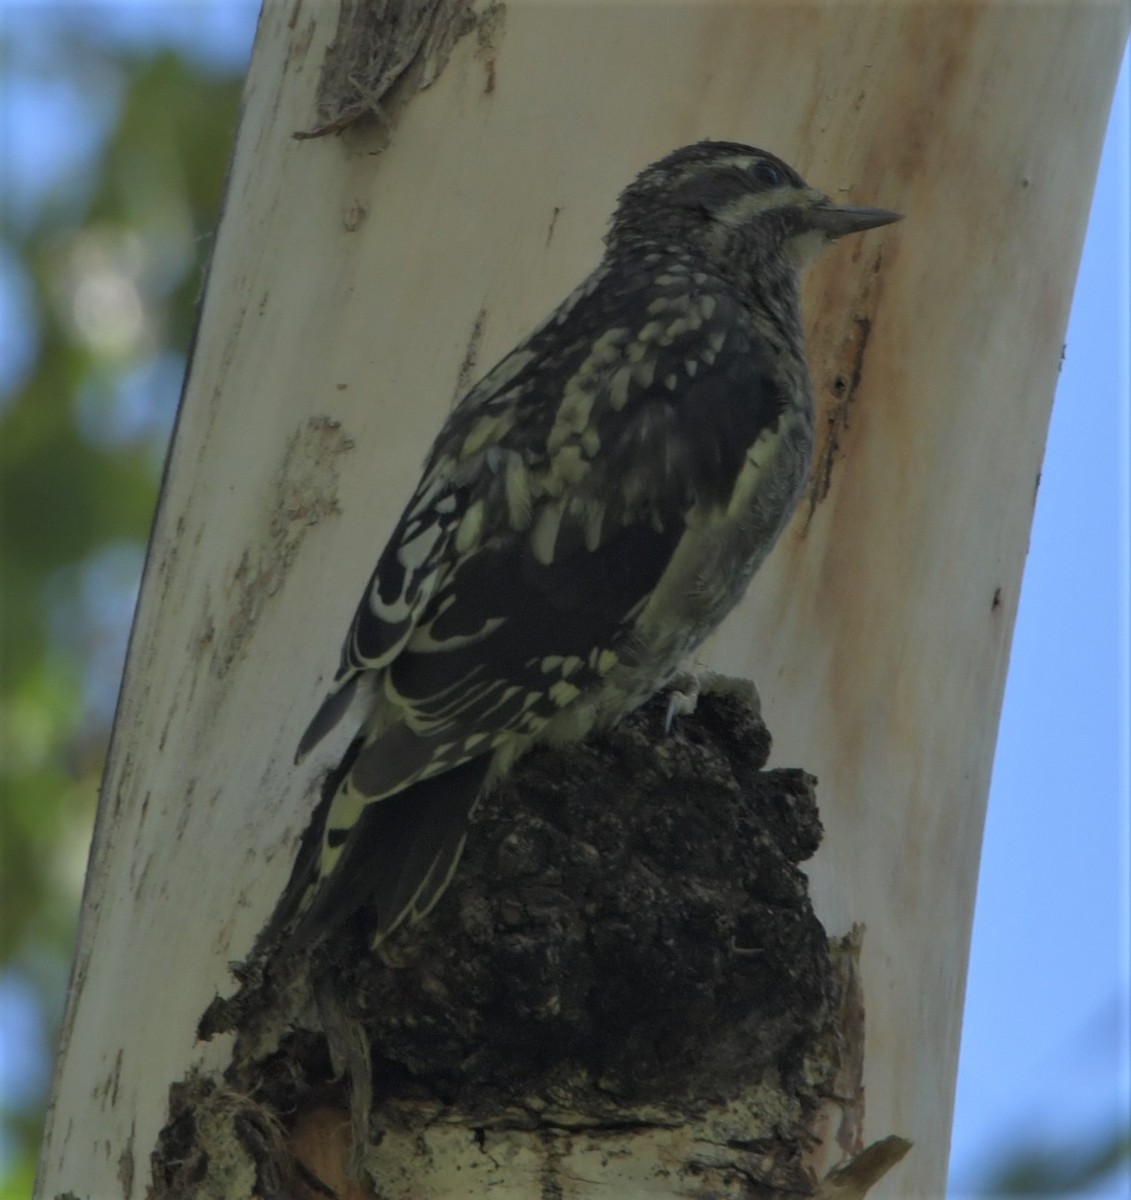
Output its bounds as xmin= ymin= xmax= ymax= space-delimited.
xmin=714 ymin=186 xmax=813 ymax=229
xmin=785 ymin=228 xmax=829 ymax=269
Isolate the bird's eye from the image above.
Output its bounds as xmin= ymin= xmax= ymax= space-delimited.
xmin=750 ymin=160 xmax=783 ymax=188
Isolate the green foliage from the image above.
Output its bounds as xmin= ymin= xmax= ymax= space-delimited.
xmin=0 ymin=24 xmax=244 ymax=1188
xmin=982 ymin=1125 xmax=1131 ymax=1196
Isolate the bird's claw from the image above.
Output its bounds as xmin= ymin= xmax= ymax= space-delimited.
xmin=664 ymin=672 xmax=702 ymax=733
xmin=663 ymin=670 xmax=762 ymax=734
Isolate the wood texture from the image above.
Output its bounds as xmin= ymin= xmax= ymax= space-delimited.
xmin=37 ymin=2 xmax=1128 ymax=1197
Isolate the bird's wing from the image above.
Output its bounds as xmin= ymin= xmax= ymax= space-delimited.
xmin=294 ymin=468 xmax=466 ymax=761
xmin=292 ymin=278 xmax=613 ymax=764
xmin=339 ymin=268 xmax=784 ymax=786
xmin=298 ymin=266 xmax=786 ymax=768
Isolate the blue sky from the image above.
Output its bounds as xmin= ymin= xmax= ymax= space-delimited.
xmin=0 ymin=7 xmax=1127 ymax=1194
xmin=949 ymin=53 xmax=1129 ymax=1196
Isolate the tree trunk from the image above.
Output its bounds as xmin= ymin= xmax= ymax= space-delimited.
xmin=36 ymin=3 xmax=1127 ymax=1199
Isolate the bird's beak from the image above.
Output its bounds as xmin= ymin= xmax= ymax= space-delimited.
xmin=809 ymin=203 xmax=903 ymax=239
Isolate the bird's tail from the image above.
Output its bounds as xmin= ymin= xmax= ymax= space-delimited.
xmin=260 ymin=747 xmax=491 ymax=957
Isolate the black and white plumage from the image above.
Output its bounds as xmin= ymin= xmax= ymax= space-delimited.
xmin=271 ymin=141 xmax=899 ymax=952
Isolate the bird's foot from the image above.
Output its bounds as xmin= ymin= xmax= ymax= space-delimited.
xmin=373 ymin=933 xmax=414 ymax=970
xmin=664 ymin=672 xmax=702 ymax=733
xmin=664 ymin=670 xmax=762 ymax=733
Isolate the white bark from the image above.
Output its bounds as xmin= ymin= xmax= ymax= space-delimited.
xmin=36 ymin=3 xmax=1128 ymax=1198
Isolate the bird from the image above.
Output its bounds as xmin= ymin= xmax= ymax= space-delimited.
xmin=268 ymin=140 xmax=899 ymax=953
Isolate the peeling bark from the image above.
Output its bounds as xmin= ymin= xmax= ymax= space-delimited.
xmin=296 ymin=0 xmax=489 ymax=139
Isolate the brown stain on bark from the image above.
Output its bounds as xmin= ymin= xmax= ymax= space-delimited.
xmin=290 ymin=1106 xmax=375 ymax=1199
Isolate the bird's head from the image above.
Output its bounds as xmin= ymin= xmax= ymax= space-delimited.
xmin=608 ymin=140 xmax=900 ymax=277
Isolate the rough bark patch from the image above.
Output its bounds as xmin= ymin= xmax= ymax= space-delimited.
xmin=172 ymin=693 xmax=904 ymax=1197
xmin=296 ymin=0 xmax=488 ymax=140
xmin=341 ymin=694 xmax=829 ymax=1120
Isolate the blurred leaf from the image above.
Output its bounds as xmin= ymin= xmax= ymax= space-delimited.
xmin=982 ymin=1124 xmax=1131 ymax=1196
xmin=0 ymin=14 xmax=247 ymax=1184
xmin=0 ymin=1158 xmax=36 ymax=1200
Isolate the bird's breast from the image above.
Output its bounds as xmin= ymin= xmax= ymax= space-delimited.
xmin=616 ymin=397 xmax=814 ymax=692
